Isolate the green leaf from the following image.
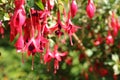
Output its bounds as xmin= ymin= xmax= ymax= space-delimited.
xmin=35 ymin=0 xmax=44 ymax=10
xmin=27 ymin=0 xmax=34 ymax=7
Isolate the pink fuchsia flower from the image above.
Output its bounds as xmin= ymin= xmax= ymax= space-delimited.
xmin=106 ymin=31 xmax=114 ymax=45
xmin=50 ymin=11 xmax=65 ymax=37
xmin=44 ymin=46 xmax=54 ymax=64
xmin=52 ymin=45 xmax=68 ymax=73
xmin=0 ymin=21 xmax=4 ymax=38
xmin=10 ymin=3 xmax=26 ymax=28
xmin=35 ymin=33 xmax=48 ymax=52
xmin=64 ymin=12 xmax=80 ymax=45
xmin=110 ymin=12 xmax=119 ymax=37
xmin=10 ymin=0 xmax=26 ymax=42
xmin=86 ymin=0 xmax=96 ymax=19
xmin=24 ymin=38 xmax=40 ymax=56
xmin=70 ymin=0 xmax=78 ymax=18
xmin=15 ymin=34 xmax=24 ymax=53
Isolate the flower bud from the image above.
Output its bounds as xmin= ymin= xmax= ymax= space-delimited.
xmin=70 ymin=0 xmax=78 ymax=18
xmin=86 ymin=0 xmax=96 ymax=19
xmin=106 ymin=32 xmax=114 ymax=45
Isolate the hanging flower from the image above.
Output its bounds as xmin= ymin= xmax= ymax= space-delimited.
xmin=110 ymin=12 xmax=119 ymax=37
xmin=44 ymin=47 xmax=54 ymax=64
xmin=86 ymin=0 xmax=96 ymax=19
xmin=0 ymin=21 xmax=4 ymax=38
xmin=10 ymin=0 xmax=26 ymax=42
xmin=70 ymin=0 xmax=78 ymax=18
xmin=53 ymin=45 xmax=68 ymax=73
xmin=15 ymin=34 xmax=24 ymax=53
xmin=50 ymin=11 xmax=65 ymax=37
xmin=64 ymin=12 xmax=80 ymax=45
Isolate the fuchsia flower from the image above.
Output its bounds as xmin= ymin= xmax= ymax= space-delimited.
xmin=25 ymin=38 xmax=40 ymax=56
xmin=50 ymin=11 xmax=65 ymax=37
xmin=86 ymin=0 xmax=96 ymax=19
xmin=44 ymin=44 xmax=67 ymax=73
xmin=52 ymin=45 xmax=68 ymax=73
xmin=48 ymin=0 xmax=55 ymax=10
xmin=110 ymin=12 xmax=119 ymax=37
xmin=15 ymin=34 xmax=24 ymax=53
xmin=70 ymin=0 xmax=78 ymax=18
xmin=106 ymin=31 xmax=114 ymax=45
xmin=10 ymin=0 xmax=26 ymax=42
xmin=35 ymin=33 xmax=48 ymax=52
xmin=0 ymin=21 xmax=4 ymax=38
xmin=64 ymin=12 xmax=80 ymax=45
xmin=44 ymin=46 xmax=54 ymax=64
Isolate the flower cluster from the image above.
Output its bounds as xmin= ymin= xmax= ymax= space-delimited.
xmin=9 ymin=0 xmax=79 ymax=73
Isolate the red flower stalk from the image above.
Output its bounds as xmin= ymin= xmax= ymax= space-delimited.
xmin=70 ymin=0 xmax=78 ymax=18
xmin=39 ymin=9 xmax=51 ymax=35
xmin=86 ymin=0 xmax=96 ymax=19
xmin=47 ymin=0 xmax=55 ymax=10
xmin=14 ymin=0 xmax=25 ymax=10
xmin=23 ymin=19 xmax=31 ymax=43
xmin=106 ymin=31 xmax=114 ymax=45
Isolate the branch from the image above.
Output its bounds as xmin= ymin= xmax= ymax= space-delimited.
xmin=73 ymin=33 xmax=85 ymax=51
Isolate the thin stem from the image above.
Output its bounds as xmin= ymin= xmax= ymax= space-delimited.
xmin=31 ymin=55 xmax=34 ymax=70
xmin=73 ymin=33 xmax=85 ymax=51
xmin=29 ymin=9 xmax=35 ymax=37
xmin=22 ymin=53 xmax=24 ymax=64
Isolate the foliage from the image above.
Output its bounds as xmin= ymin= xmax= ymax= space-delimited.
xmin=1 ymin=0 xmax=120 ymax=80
